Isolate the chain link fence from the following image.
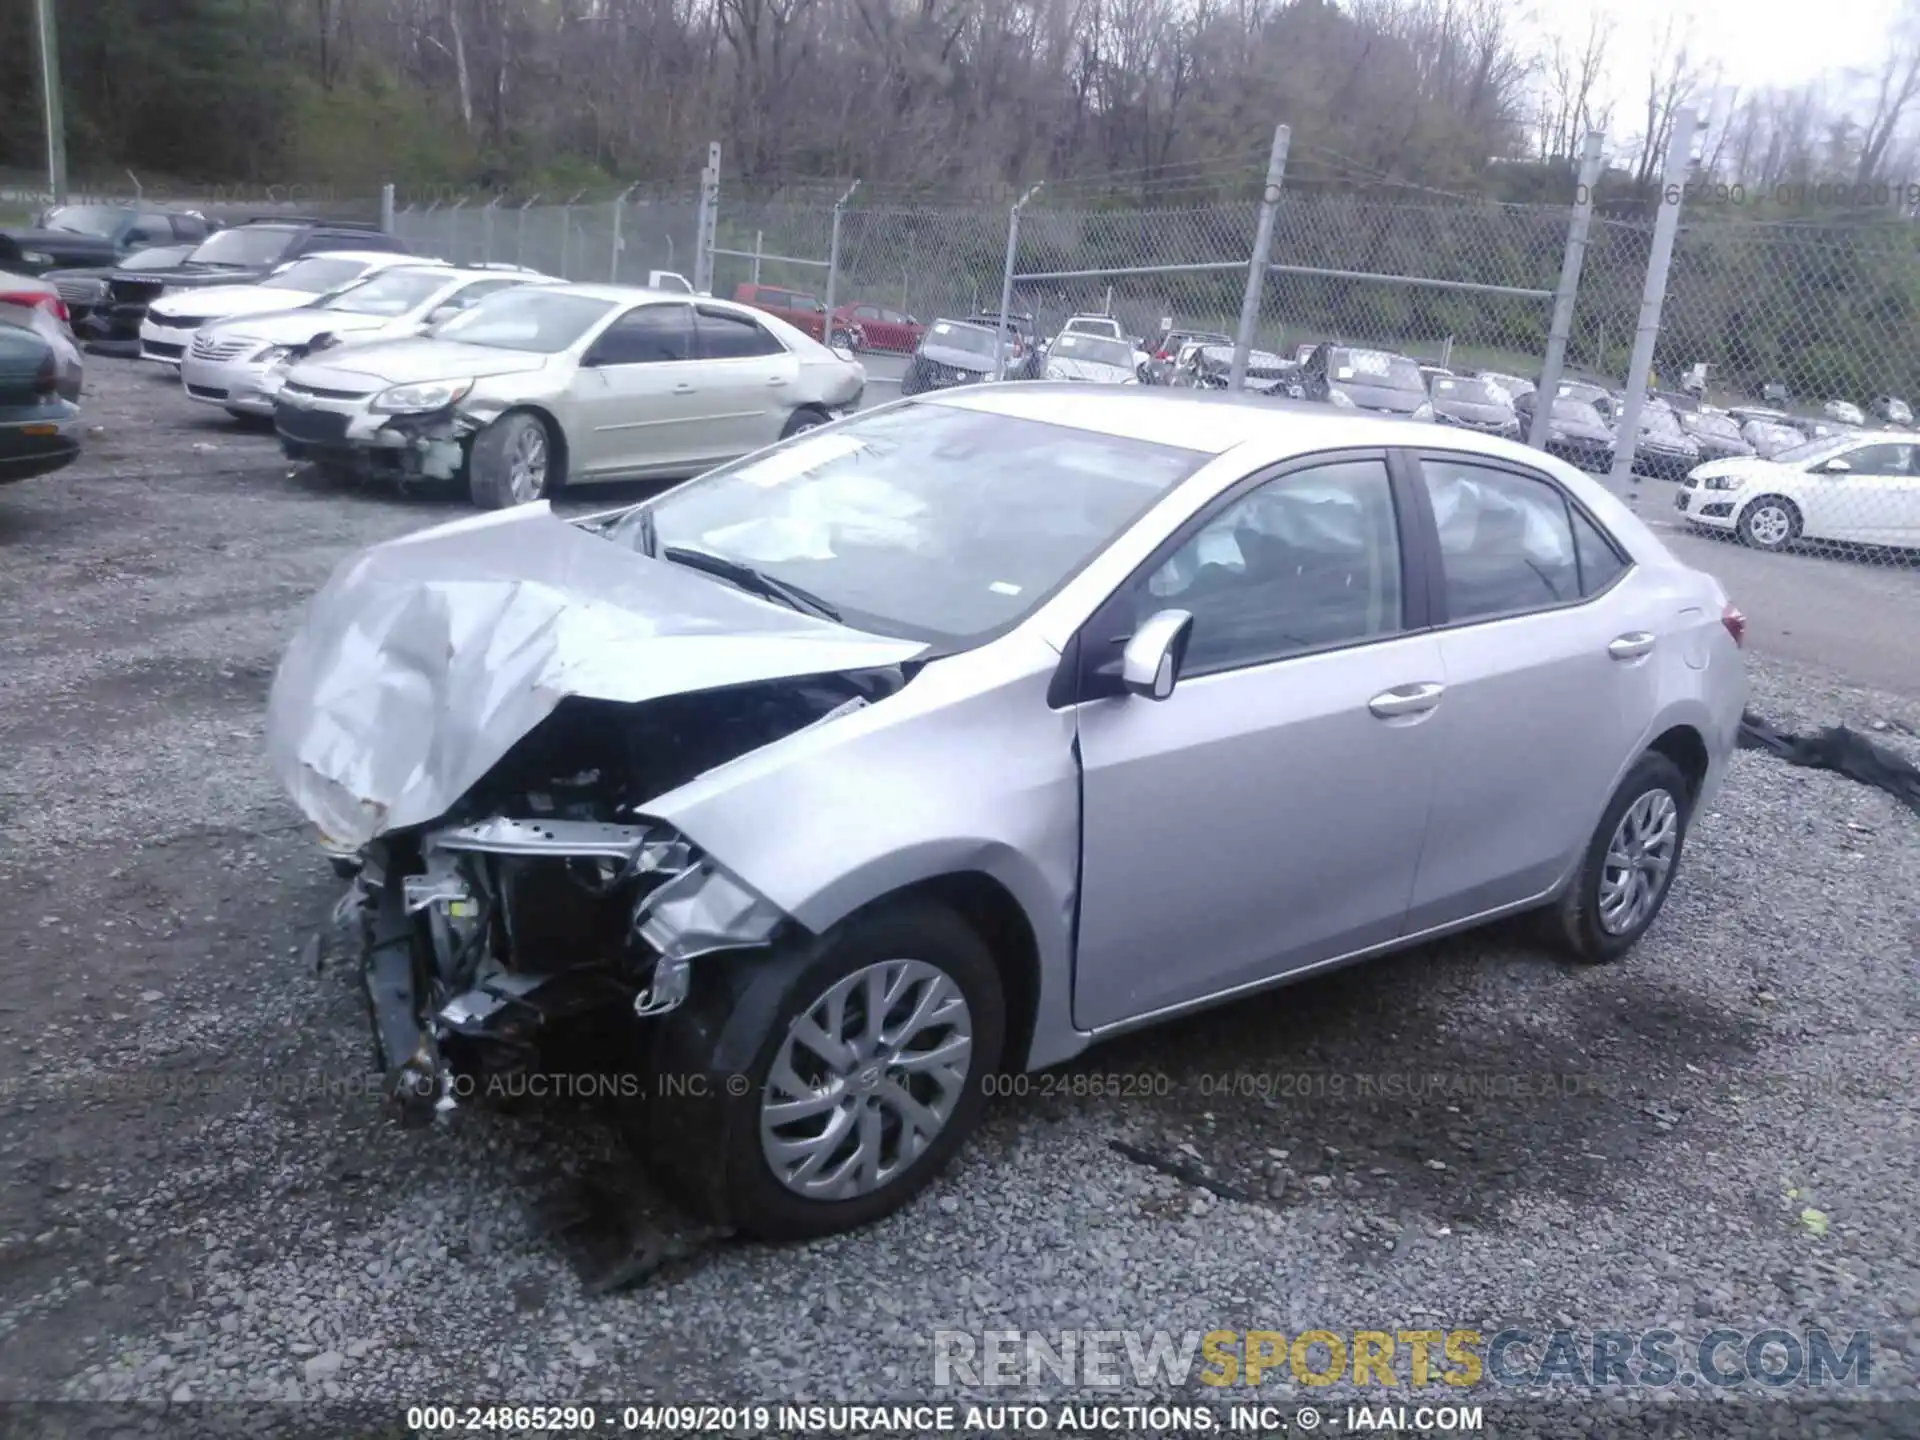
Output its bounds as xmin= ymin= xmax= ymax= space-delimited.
xmin=370 ymin=135 xmax=1920 ymax=574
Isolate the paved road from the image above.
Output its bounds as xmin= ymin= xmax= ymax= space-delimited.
xmin=1631 ymin=491 xmax=1920 ymax=700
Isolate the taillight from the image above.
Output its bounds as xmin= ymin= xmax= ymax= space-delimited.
xmin=0 ymin=290 xmax=69 ymax=325
xmin=1721 ymin=603 xmax=1747 ymax=647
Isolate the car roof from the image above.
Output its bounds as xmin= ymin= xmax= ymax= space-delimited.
xmin=296 ymin=249 xmax=428 ymax=266
xmin=925 ymin=384 xmax=1521 ymax=458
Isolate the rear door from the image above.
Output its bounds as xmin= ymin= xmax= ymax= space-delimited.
xmin=1800 ymin=440 xmax=1920 ymax=543
xmin=691 ymin=304 xmax=800 ymax=459
xmin=570 ymin=302 xmax=707 ymax=477
xmin=1398 ymin=450 xmax=1659 ymax=930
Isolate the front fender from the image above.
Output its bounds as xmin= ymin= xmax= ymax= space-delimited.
xmin=642 ymin=631 xmax=1087 ymax=1069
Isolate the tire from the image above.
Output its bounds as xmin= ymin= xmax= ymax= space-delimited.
xmin=780 ymin=407 xmax=830 ymax=440
xmin=1551 ymin=752 xmax=1692 ymax=964
xmin=641 ymin=898 xmax=1006 ymax=1241
xmin=1738 ymin=495 xmax=1801 ymax=551
xmin=899 ymin=361 xmax=926 ymax=397
xmin=467 ymin=411 xmax=557 ymax=510
xmin=830 ymin=329 xmax=856 ymax=351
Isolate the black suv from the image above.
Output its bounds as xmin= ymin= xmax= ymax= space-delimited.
xmin=0 ymin=203 xmax=215 ymax=275
xmin=98 ymin=218 xmax=409 ymax=347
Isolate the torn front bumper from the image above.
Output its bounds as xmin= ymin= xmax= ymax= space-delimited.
xmin=340 ymin=815 xmax=789 ymax=1118
xmin=275 ymin=398 xmax=473 ymax=483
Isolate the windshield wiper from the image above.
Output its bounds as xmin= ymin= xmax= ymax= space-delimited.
xmin=659 ymin=545 xmax=842 ymax=622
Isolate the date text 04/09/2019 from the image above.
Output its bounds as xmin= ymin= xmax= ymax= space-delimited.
xmin=404 ymin=1403 xmax=1487 ymax=1433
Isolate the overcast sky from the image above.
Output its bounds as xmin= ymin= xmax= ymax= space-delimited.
xmin=1526 ymin=0 xmax=1907 ymax=153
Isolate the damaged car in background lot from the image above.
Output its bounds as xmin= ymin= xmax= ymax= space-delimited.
xmin=269 ymin=386 xmax=1745 ymax=1241
xmin=182 ymin=264 xmax=548 ymax=420
xmin=141 ymin=251 xmax=430 ymax=368
xmin=273 ymin=283 xmax=863 ymax=506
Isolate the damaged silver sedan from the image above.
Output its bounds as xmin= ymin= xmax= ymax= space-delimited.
xmin=268 ymin=386 xmax=1746 ymax=1240
xmin=272 ymin=282 xmax=864 ymax=508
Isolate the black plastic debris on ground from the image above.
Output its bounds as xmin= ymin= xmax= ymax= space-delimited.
xmin=532 ymin=1160 xmax=735 ymax=1294
xmin=1108 ymin=1139 xmax=1268 ymax=1205
xmin=1738 ymin=712 xmax=1920 ymax=817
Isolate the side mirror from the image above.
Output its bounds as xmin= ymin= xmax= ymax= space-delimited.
xmin=1120 ymin=609 xmax=1194 ymax=701
xmin=1822 ymin=458 xmax=1852 ymax=473
xmin=426 ymin=305 xmax=458 ymax=325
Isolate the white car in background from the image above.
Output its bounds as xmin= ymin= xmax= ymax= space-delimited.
xmin=140 ymin=252 xmax=438 ymax=368
xmin=1042 ymin=332 xmax=1140 ymax=384
xmin=1058 ymin=313 xmax=1151 ymax=371
xmin=1677 ymin=429 xmax=1920 ymax=550
xmin=181 ymin=265 xmax=550 ymax=420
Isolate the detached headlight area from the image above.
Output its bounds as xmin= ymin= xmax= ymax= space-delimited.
xmin=371 ymin=378 xmax=474 ymax=415
xmin=347 ymin=813 xmax=791 ymax=1116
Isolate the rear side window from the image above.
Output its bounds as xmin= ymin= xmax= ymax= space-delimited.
xmin=1570 ymin=506 xmax=1628 ymax=595
xmin=1420 ymin=459 xmax=1581 ymax=621
xmin=696 ymin=306 xmax=784 ymax=359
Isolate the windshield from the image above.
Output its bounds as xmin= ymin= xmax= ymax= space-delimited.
xmin=1330 ymin=349 xmax=1423 ymax=393
xmin=1639 ymin=406 xmax=1685 ymax=438
xmin=1684 ymin=412 xmax=1742 ymax=441
xmin=428 ymin=288 xmax=616 ymax=352
xmin=1559 ymin=382 xmax=1609 ymax=407
xmin=1483 ymin=373 xmax=1535 ymax=397
xmin=271 ymin=258 xmax=373 ymax=294
xmin=1050 ymin=334 xmax=1134 ymax=368
xmin=1773 ymin=432 xmax=1859 ymax=466
xmin=1550 ymin=398 xmax=1606 ymax=426
xmin=40 ymin=205 xmax=133 ymax=238
xmin=188 ymin=228 xmax=295 ymax=267
xmin=1430 ymin=377 xmax=1507 ymax=407
xmin=613 ymin=403 xmax=1206 ymax=645
xmin=1745 ymin=422 xmax=1802 ymax=450
xmin=323 ymin=268 xmax=452 ymax=316
xmin=925 ymin=321 xmax=999 ymax=356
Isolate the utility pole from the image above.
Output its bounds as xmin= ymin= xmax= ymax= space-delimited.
xmin=1231 ymin=124 xmax=1291 ymax=392
xmin=34 ymin=0 xmax=68 ymax=204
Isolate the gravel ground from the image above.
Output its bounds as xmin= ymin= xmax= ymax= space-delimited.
xmin=0 ymin=359 xmax=1916 ymax=1428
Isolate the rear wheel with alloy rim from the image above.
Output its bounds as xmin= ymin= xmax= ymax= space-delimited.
xmin=642 ymin=898 xmax=1004 ymax=1240
xmin=1738 ymin=495 xmax=1800 ymax=550
xmin=1552 ymin=751 xmax=1692 ymax=963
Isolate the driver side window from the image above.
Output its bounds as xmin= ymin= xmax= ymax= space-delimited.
xmin=1842 ymin=443 xmax=1913 ymax=475
xmin=1130 ymin=459 xmax=1404 ymax=675
xmin=589 ymin=304 xmax=694 ymax=365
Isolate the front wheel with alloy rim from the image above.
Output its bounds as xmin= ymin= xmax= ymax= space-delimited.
xmin=1551 ymin=751 xmax=1692 ymax=963
xmin=468 ymin=411 xmax=556 ymax=509
xmin=1738 ymin=495 xmax=1801 ymax=550
xmin=780 ymin=407 xmax=830 ymax=439
xmin=641 ymin=898 xmax=1005 ymax=1241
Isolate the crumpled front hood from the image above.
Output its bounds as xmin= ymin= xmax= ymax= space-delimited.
xmin=267 ymin=503 xmax=928 ymax=849
xmin=152 ymin=285 xmax=316 ymax=322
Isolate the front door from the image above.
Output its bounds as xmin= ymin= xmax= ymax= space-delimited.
xmin=1072 ymin=454 xmax=1446 ymax=1031
xmin=572 ymin=302 xmax=706 ymax=477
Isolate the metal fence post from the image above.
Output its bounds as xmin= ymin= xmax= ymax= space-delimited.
xmin=1531 ymin=131 xmax=1607 ymax=451
xmin=560 ymin=190 xmax=583 ymax=278
xmin=379 ymin=182 xmax=396 ymax=234
xmin=825 ymin=179 xmax=860 ymax=325
xmin=693 ymin=142 xmax=721 ymax=295
xmin=1609 ymin=110 xmax=1698 ymax=495
xmin=995 ymin=183 xmax=1043 ymax=380
xmin=481 ymin=197 xmax=498 ymax=263
xmin=611 ymin=185 xmax=635 ymax=281
xmin=448 ymin=197 xmax=468 ymax=262
xmin=1231 ymin=124 xmax=1291 ymax=392
xmin=752 ymin=231 xmax=763 ymax=284
xmin=517 ymin=195 xmax=538 ymax=267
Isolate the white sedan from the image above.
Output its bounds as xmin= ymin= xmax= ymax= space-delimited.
xmin=139 ymin=252 xmax=433 ymax=367
xmin=181 ymin=265 xmax=548 ymax=420
xmin=1677 ymin=429 xmax=1920 ymax=549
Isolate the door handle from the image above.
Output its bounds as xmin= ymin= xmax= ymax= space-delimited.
xmin=1608 ymin=632 xmax=1657 ymax=661
xmin=1368 ymin=682 xmax=1446 ymax=719
xmin=673 ymin=382 xmax=695 ymax=394
xmin=768 ymin=375 xmax=788 ymax=387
